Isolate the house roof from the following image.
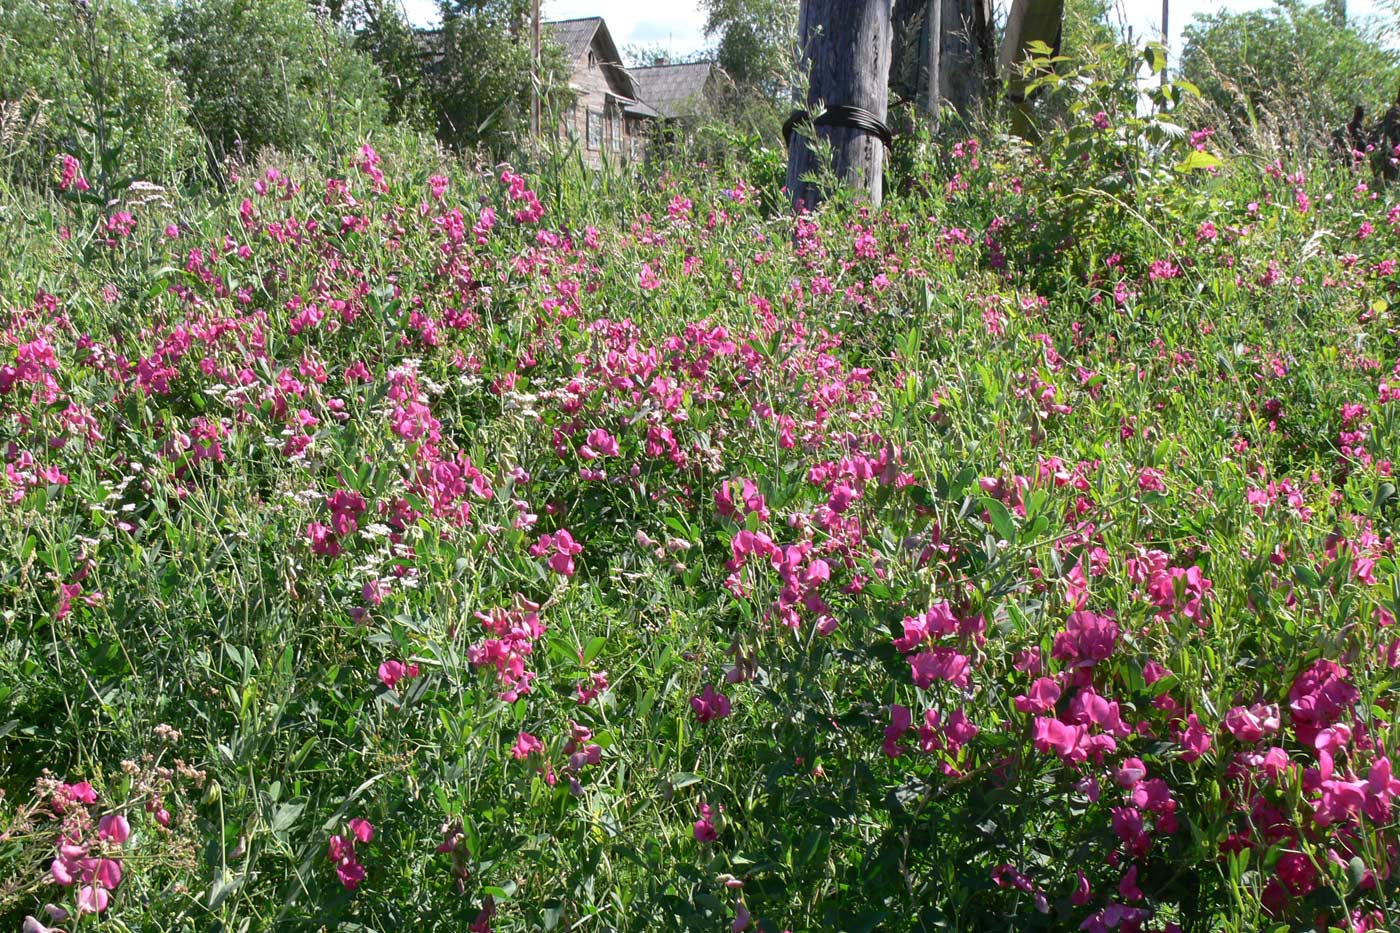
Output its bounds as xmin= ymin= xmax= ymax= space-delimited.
xmin=629 ymin=62 xmax=719 ymax=119
xmin=545 ymin=17 xmax=639 ymax=100
xmin=547 ymin=17 xmax=605 ymax=63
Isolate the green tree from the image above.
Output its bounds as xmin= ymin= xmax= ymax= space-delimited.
xmin=164 ymin=0 xmax=387 ymax=165
xmin=701 ymin=0 xmax=798 ymax=101
xmin=345 ymin=0 xmax=435 ymax=130
xmin=0 ymin=0 xmax=198 ymax=189
xmin=624 ymin=44 xmax=716 ymax=68
xmin=431 ymin=0 xmax=569 ymax=154
xmin=1179 ymin=0 xmax=1398 ymax=150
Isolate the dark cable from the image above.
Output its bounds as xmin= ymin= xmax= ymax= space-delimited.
xmin=784 ymin=104 xmax=895 ymax=150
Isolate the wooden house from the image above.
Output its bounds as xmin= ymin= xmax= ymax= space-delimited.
xmin=548 ymin=17 xmax=658 ymax=167
xmin=416 ymin=15 xmax=724 ymax=167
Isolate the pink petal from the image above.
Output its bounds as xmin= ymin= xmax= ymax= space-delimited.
xmin=76 ymin=884 xmax=110 ymax=914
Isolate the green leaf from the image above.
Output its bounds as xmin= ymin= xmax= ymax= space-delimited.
xmin=1143 ymin=43 xmax=1167 ymax=74
xmin=983 ymin=498 xmax=1016 ymax=543
xmin=1175 ymin=150 xmax=1221 ymax=173
xmin=270 ymin=801 xmax=305 ymax=834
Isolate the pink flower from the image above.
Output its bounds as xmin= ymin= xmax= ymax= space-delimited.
xmin=883 ymin=704 xmax=912 ymax=757
xmin=327 ymin=821 xmax=371 ymax=890
xmin=1072 ymin=869 xmax=1092 ymax=905
xmin=693 ymin=802 xmax=718 ymax=842
xmin=1288 ymin=659 xmax=1358 ymax=746
xmin=1051 ymin=611 xmax=1118 ymax=665
xmin=511 ymin=731 xmax=543 ymax=759
xmin=336 ymin=856 xmax=366 ymax=890
xmin=97 ymin=814 xmax=131 ymax=844
xmin=1364 ymin=756 xmax=1400 ymax=821
xmin=1033 ymin=717 xmax=1086 ymax=762
xmin=893 ymin=603 xmax=958 ymax=652
xmin=582 ymin=428 xmax=619 ymax=458
xmin=377 ymin=659 xmax=420 ymax=690
xmin=1176 ymin=713 xmax=1212 ymax=762
xmin=1223 ymin=703 xmax=1280 ymax=743
xmin=533 ymin=529 xmax=582 ymax=577
xmin=306 ymin=521 xmax=341 ymax=558
xmin=732 ymin=900 xmax=751 ymax=931
xmin=691 ymin=684 xmax=731 ymax=723
xmin=1114 ymin=758 xmax=1147 ymax=788
xmin=57 ymin=781 xmax=98 ymax=808
xmin=1013 ymin=677 xmax=1061 ymax=714
xmin=1275 ymin=851 xmax=1318 ymax=896
xmin=76 ymin=885 xmax=110 ymax=914
xmin=348 ymin=818 xmax=374 ymax=844
xmin=908 ymin=647 xmax=971 ymax=689
xmin=1118 ymin=865 xmax=1143 ymax=901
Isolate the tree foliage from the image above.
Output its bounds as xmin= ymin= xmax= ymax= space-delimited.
xmin=431 ymin=0 xmax=570 ymax=155
xmin=0 ymin=0 xmax=198 ymax=187
xmin=1179 ymin=0 xmax=1399 ymax=150
xmin=164 ymin=0 xmax=387 ymax=164
xmin=345 ymin=0 xmax=436 ymax=130
xmin=701 ymin=0 xmax=798 ymax=101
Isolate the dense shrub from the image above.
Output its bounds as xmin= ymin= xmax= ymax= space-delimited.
xmin=163 ymin=0 xmax=387 ymax=164
xmin=0 ymin=0 xmax=198 ymax=189
xmin=1179 ymin=0 xmax=1399 ymax=152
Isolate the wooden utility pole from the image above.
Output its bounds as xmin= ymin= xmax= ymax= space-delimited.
xmin=891 ymin=0 xmax=995 ymax=129
xmin=1161 ymin=0 xmax=1168 ymax=89
xmin=530 ymin=0 xmax=541 ymax=142
xmin=786 ymin=0 xmax=894 ymax=209
xmin=937 ymin=0 xmax=997 ymax=123
xmin=1000 ymin=0 xmax=1064 ymax=139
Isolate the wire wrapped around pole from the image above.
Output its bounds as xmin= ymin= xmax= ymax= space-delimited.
xmin=783 ymin=104 xmax=895 ymax=150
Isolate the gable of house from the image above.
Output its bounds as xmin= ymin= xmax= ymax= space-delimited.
xmin=549 ymin=17 xmax=655 ymax=165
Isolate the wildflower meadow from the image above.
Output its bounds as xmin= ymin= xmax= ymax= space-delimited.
xmin=2 ymin=51 xmax=1400 ymax=933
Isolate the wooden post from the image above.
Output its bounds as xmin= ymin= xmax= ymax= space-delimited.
xmin=1160 ymin=0 xmax=1168 ymax=89
xmin=924 ymin=0 xmax=941 ymax=123
xmin=530 ymin=0 xmax=541 ymax=142
xmin=936 ymin=0 xmax=996 ymax=125
xmin=1000 ymin=0 xmax=1064 ymax=139
xmin=890 ymin=0 xmax=934 ymax=121
xmin=893 ymin=0 xmax=998 ymax=132
xmin=786 ymin=0 xmax=893 ymax=209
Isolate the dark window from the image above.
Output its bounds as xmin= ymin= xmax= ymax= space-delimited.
xmin=587 ymin=109 xmax=602 ymax=150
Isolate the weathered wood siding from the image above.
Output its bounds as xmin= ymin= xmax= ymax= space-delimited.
xmin=556 ymin=43 xmax=648 ymax=167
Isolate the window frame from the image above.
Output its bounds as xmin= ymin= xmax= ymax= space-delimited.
xmin=586 ymin=108 xmax=602 ymax=150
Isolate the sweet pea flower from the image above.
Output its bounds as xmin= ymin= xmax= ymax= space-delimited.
xmin=97 ymin=814 xmax=130 ymax=844
xmin=1223 ymin=703 xmax=1281 ymax=743
xmin=693 ymin=802 xmax=718 ymax=842
xmin=348 ymin=818 xmax=374 ymax=844
xmin=377 ymin=659 xmax=420 ymax=690
xmin=691 ymin=684 xmax=731 ymax=723
xmin=511 ymin=731 xmax=543 ymax=759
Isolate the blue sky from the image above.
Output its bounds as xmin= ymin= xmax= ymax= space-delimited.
xmin=398 ymin=0 xmax=1391 ymax=62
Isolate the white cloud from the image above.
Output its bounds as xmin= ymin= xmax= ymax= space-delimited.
xmin=547 ymin=1 xmax=709 ymax=55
